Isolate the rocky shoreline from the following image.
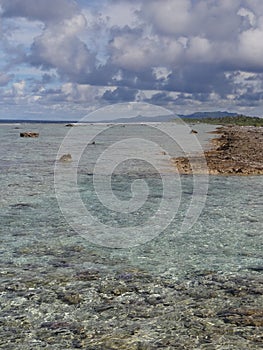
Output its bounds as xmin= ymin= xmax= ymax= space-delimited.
xmin=173 ymin=125 xmax=263 ymax=175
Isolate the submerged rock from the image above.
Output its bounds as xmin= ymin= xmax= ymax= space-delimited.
xmin=1 ymin=269 xmax=262 ymax=349
xmin=57 ymin=292 xmax=82 ymax=305
xmin=217 ymin=308 xmax=263 ymax=327
xmin=59 ymin=154 xmax=72 ymax=162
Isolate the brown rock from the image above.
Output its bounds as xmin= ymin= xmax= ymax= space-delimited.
xmin=20 ymin=132 xmax=39 ymax=138
xmin=57 ymin=292 xmax=82 ymax=305
xmin=59 ymin=154 xmax=72 ymax=162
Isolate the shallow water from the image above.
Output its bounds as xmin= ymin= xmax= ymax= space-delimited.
xmin=0 ymin=122 xmax=262 ymax=349
xmin=0 ymin=122 xmax=262 ymax=277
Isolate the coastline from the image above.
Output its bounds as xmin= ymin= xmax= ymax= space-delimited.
xmin=173 ymin=125 xmax=263 ymax=175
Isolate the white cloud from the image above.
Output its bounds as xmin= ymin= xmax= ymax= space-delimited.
xmin=61 ymin=82 xmax=99 ymax=103
xmin=152 ymin=67 xmax=171 ymax=81
xmin=101 ymin=1 xmax=140 ymax=28
xmin=238 ymin=7 xmax=256 ymax=27
xmin=110 ymin=32 xmax=184 ymax=71
xmin=12 ymin=80 xmax=25 ymax=96
xmin=238 ymin=17 xmax=263 ymax=68
xmin=142 ymin=0 xmax=192 ymax=36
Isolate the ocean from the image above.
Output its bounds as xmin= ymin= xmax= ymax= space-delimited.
xmin=0 ymin=122 xmax=262 ymax=349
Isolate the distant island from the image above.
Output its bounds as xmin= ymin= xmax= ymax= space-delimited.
xmin=182 ymin=114 xmax=263 ymax=127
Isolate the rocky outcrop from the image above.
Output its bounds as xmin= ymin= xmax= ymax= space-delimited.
xmin=59 ymin=154 xmax=72 ymax=162
xmin=20 ymin=132 xmax=39 ymax=138
xmin=173 ymin=126 xmax=263 ymax=175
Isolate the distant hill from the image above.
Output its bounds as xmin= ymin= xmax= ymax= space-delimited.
xmin=97 ymin=114 xmax=177 ymax=123
xmin=180 ymin=111 xmax=239 ymax=119
xmin=96 ymin=111 xmax=240 ymax=123
xmin=181 ymin=114 xmax=263 ymax=126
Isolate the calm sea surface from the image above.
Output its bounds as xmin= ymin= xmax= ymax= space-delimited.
xmin=0 ymin=122 xmax=262 ymax=279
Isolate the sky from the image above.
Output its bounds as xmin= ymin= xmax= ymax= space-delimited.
xmin=1 ymin=0 xmax=263 ymax=120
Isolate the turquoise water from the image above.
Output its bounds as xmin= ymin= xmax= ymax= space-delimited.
xmin=0 ymin=123 xmax=262 ymax=280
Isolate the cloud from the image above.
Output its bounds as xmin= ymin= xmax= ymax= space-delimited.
xmin=99 ymin=1 xmax=140 ymax=28
xmin=0 ymin=72 xmax=13 ymax=86
xmin=0 ymin=0 xmax=78 ymax=22
xmin=1 ymin=0 xmax=263 ymax=119
xmin=238 ymin=21 xmax=263 ymax=70
xmin=109 ymin=29 xmax=184 ymax=72
xmin=61 ymin=82 xmax=100 ymax=103
xmin=141 ymin=0 xmax=193 ymax=36
xmin=29 ymin=14 xmax=95 ymax=80
xmin=12 ymin=80 xmax=26 ymax=96
xmin=102 ymin=86 xmax=138 ymax=102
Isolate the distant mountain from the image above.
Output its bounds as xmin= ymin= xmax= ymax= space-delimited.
xmin=98 ymin=111 xmax=240 ymax=123
xmin=180 ymin=111 xmax=239 ymax=119
xmin=95 ymin=114 xmax=177 ymax=123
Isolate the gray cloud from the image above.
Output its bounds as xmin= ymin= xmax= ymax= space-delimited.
xmin=29 ymin=14 xmax=95 ymax=80
xmin=0 ymin=0 xmax=78 ymax=22
xmin=0 ymin=72 xmax=13 ymax=86
xmin=102 ymin=86 xmax=138 ymax=102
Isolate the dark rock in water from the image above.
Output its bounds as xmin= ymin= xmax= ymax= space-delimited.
xmin=75 ymin=270 xmax=100 ymax=281
xmin=20 ymin=132 xmax=39 ymax=138
xmin=248 ymin=266 xmax=263 ymax=272
xmin=41 ymin=321 xmax=73 ymax=329
xmin=217 ymin=308 xmax=263 ymax=327
xmin=94 ymin=304 xmax=115 ymax=312
xmin=51 ymin=260 xmax=70 ymax=268
xmin=59 ymin=153 xmax=72 ymax=162
xmin=10 ymin=203 xmax=34 ymax=209
xmin=117 ymin=273 xmax=134 ymax=280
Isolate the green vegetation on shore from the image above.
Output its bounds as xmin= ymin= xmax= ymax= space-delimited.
xmin=182 ymin=115 xmax=263 ymax=126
